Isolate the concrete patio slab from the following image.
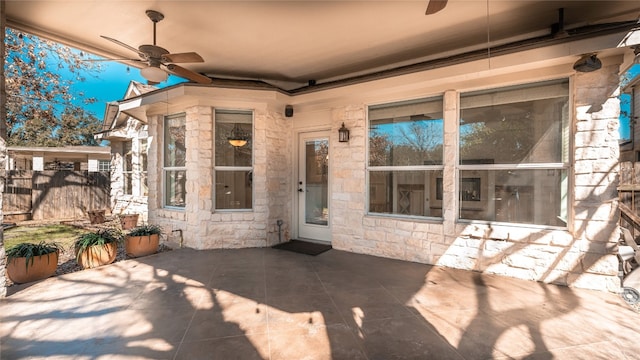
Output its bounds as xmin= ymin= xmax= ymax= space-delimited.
xmin=2 ymin=248 xmax=640 ymax=359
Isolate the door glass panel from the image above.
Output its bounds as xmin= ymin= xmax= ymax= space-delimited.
xmin=305 ymin=139 xmax=329 ymax=226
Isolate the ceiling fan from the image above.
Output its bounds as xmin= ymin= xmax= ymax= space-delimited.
xmin=100 ymin=10 xmax=212 ymax=84
xmin=425 ymin=0 xmax=448 ymax=15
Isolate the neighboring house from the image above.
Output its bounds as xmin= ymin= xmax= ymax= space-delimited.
xmin=6 ymin=146 xmax=110 ymax=171
xmin=96 ymin=81 xmax=156 ymax=222
xmin=99 ymin=23 xmax=640 ymax=292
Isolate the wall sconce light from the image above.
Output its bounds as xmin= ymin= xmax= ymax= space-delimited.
xmin=338 ymin=122 xmax=350 ymax=143
xmin=573 ymin=53 xmax=602 ymax=72
xmin=228 ymin=124 xmax=249 ymax=147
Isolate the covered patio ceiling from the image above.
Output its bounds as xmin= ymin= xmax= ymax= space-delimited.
xmin=5 ymin=1 xmax=640 ymax=91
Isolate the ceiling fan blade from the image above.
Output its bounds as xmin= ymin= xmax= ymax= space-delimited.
xmin=84 ymin=57 xmax=143 ymax=62
xmin=165 ymin=64 xmax=212 ymax=84
xmin=100 ymin=35 xmax=145 ymax=57
xmin=162 ymin=52 xmax=205 ymax=63
xmin=425 ymin=0 xmax=447 ymax=15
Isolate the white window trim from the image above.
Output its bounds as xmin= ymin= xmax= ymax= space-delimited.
xmin=162 ymin=113 xmax=187 ymax=210
xmin=212 ymin=108 xmax=255 ymax=212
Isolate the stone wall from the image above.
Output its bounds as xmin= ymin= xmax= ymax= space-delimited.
xmin=149 ymin=105 xmax=292 ymax=249
xmin=329 ymin=65 xmax=622 ymax=292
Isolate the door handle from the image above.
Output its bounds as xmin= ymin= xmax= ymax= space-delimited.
xmin=298 ymin=188 xmax=304 ymax=192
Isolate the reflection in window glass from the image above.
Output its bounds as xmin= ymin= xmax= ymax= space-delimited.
xmin=215 ymin=171 xmax=253 ymax=209
xmin=368 ymin=96 xmax=444 ymax=218
xmin=140 ymin=138 xmax=148 ymax=197
xmin=460 ymin=79 xmax=569 ymax=165
xmin=214 ymin=109 xmax=253 ymax=210
xmin=459 ymin=169 xmax=567 ymax=226
xmin=369 ymin=98 xmax=443 ymax=166
xmin=165 ymin=170 xmax=186 ymax=207
xmin=369 ymin=170 xmax=443 ymax=217
xmin=123 ymin=141 xmax=133 ymax=195
xmin=459 ymin=79 xmax=569 ymax=226
xmin=163 ymin=114 xmax=186 ymax=208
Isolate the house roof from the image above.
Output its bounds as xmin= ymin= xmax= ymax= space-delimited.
xmin=5 ymin=1 xmax=640 ymax=91
xmin=7 ymin=146 xmax=111 ymax=155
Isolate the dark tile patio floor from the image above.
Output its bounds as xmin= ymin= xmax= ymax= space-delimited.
xmin=2 ymin=247 xmax=640 ymax=359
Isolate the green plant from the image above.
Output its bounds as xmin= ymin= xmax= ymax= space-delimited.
xmin=128 ymin=224 xmax=163 ymax=237
xmin=6 ymin=241 xmax=60 ymax=270
xmin=74 ymin=227 xmax=123 ymax=261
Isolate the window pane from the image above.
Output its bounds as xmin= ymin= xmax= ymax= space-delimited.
xmin=140 ymin=138 xmax=148 ymax=197
xmin=460 ymin=79 xmax=569 ymax=164
xmin=459 ymin=169 xmax=567 ymax=226
xmin=124 ymin=172 xmax=132 ymax=195
xmin=164 ymin=115 xmax=186 ymax=167
xmin=215 ymin=170 xmax=252 ymax=209
xmin=165 ymin=170 xmax=186 ymax=208
xmin=369 ymin=97 xmax=443 ymax=166
xmin=124 ymin=141 xmax=133 ymax=172
xmin=215 ymin=110 xmax=252 ymax=167
xmin=369 ymin=170 xmax=443 ymax=217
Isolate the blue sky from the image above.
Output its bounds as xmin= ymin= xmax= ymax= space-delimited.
xmin=70 ymin=61 xmax=184 ymax=118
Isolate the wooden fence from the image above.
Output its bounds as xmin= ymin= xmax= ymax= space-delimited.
xmin=3 ymin=170 xmax=110 ymax=221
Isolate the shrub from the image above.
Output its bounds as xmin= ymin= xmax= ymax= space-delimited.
xmin=128 ymin=224 xmax=163 ymax=237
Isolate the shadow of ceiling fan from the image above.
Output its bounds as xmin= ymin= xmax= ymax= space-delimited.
xmin=99 ymin=10 xmax=212 ymax=85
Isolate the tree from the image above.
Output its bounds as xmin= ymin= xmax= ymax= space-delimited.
xmin=4 ymin=27 xmax=103 ymax=146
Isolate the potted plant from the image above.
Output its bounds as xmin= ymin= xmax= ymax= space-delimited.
xmin=119 ymin=213 xmax=139 ymax=230
xmin=75 ymin=227 xmax=123 ymax=269
xmin=6 ymin=242 xmax=60 ymax=284
xmin=125 ymin=224 xmax=162 ymax=258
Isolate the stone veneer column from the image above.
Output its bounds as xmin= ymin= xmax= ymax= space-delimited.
xmin=263 ymin=110 xmax=292 ymax=246
xmin=331 ymin=105 xmax=366 ymax=251
xmin=184 ymin=106 xmax=212 ymax=248
xmin=570 ymin=60 xmax=622 ymax=291
xmin=441 ymin=90 xmax=459 ymax=248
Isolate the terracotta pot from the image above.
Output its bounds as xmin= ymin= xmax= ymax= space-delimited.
xmin=7 ymin=251 xmax=59 ymax=284
xmin=125 ymin=234 xmax=159 ymax=257
xmin=76 ymin=242 xmax=118 ymax=269
xmin=119 ymin=214 xmax=139 ymax=230
xmin=88 ymin=210 xmax=105 ymax=224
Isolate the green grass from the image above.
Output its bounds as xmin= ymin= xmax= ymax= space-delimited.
xmin=4 ymin=224 xmax=90 ymax=250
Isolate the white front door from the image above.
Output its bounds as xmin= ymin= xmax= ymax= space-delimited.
xmin=297 ymin=131 xmax=331 ymax=242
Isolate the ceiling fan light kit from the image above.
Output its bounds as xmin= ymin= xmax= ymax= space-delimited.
xmin=140 ymin=65 xmax=168 ymax=83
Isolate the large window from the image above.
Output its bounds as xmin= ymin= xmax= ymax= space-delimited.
xmin=140 ymin=138 xmax=148 ymax=197
xmin=459 ymin=79 xmax=569 ymax=226
xmin=164 ymin=114 xmax=186 ymax=208
xmin=123 ymin=141 xmax=133 ymax=195
xmin=214 ymin=109 xmax=253 ymax=210
xmin=368 ymin=96 xmax=444 ymax=217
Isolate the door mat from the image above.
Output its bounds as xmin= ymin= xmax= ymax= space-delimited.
xmin=272 ymin=240 xmax=332 ymax=256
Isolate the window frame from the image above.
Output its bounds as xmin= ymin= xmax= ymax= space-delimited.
xmin=98 ymin=159 xmax=110 ymax=172
xmin=162 ymin=113 xmax=187 ymax=210
xmin=457 ymin=78 xmax=571 ymax=228
xmin=213 ymin=108 xmax=254 ymax=212
xmin=366 ymin=95 xmax=445 ymax=220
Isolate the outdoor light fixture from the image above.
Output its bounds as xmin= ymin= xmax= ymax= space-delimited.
xmin=140 ymin=65 xmax=167 ymax=83
xmin=573 ymin=54 xmax=602 ymax=72
xmin=338 ymin=122 xmax=350 ymax=143
xmin=228 ymin=124 xmax=249 ymax=147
